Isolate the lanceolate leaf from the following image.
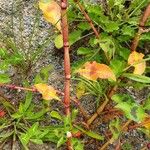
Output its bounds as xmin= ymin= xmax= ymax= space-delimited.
xmin=123 ymin=73 xmax=150 ymax=83
xmin=77 ymin=61 xmax=116 ymax=81
xmin=39 ymin=0 xmax=61 ymax=31
xmin=34 ymin=83 xmax=60 ymax=100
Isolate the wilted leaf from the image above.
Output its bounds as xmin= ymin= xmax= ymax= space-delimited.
xmin=39 ymin=0 xmax=61 ymax=31
xmin=34 ymin=83 xmax=60 ymax=100
xmin=128 ymin=51 xmax=146 ymax=75
xmin=77 ymin=61 xmax=116 ymax=81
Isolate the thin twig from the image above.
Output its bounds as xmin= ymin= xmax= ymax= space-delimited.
xmin=74 ymin=0 xmax=99 ymax=38
xmin=131 ymin=4 xmax=150 ymax=51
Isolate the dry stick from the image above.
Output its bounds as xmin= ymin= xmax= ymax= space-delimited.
xmin=74 ymin=0 xmax=99 ymax=38
xmin=0 ymin=84 xmax=37 ymax=92
xmin=131 ymin=3 xmax=150 ymax=51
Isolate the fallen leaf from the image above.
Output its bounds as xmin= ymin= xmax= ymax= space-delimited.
xmin=77 ymin=61 xmax=116 ymax=81
xmin=39 ymin=0 xmax=61 ymax=31
xmin=34 ymin=83 xmax=60 ymax=100
xmin=128 ymin=51 xmax=146 ymax=75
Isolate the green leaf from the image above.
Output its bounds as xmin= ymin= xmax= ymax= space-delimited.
xmin=34 ymin=65 xmax=53 ymax=84
xmin=57 ymin=137 xmax=66 ymax=148
xmin=109 ymin=118 xmax=121 ymax=140
xmin=0 ymin=74 xmax=11 ymax=83
xmin=64 ymin=115 xmax=72 ymax=131
xmin=20 ymin=122 xmax=39 ymax=146
xmin=112 ymin=94 xmax=134 ymax=104
xmin=25 ymin=108 xmax=48 ymax=120
xmin=143 ymin=96 xmax=150 ymax=110
xmin=24 ymin=92 xmax=32 ymax=112
xmin=0 ymin=131 xmax=14 ymax=139
xmin=77 ymin=47 xmax=92 ymax=55
xmin=50 ymin=111 xmax=62 ymax=121
xmin=119 ymin=47 xmax=130 ymax=60
xmin=0 ymin=48 xmax=8 ymax=58
xmin=97 ymin=35 xmax=116 ymax=60
xmin=105 ymin=21 xmax=119 ymax=32
xmin=112 ymin=94 xmax=146 ymax=122
xmin=69 ymin=30 xmax=82 ymax=45
xmin=77 ymin=22 xmax=91 ymax=30
xmin=116 ymin=102 xmax=146 ymax=122
xmin=123 ymin=73 xmax=150 ymax=83
xmin=110 ymin=59 xmax=126 ymax=77
xmin=30 ymin=139 xmax=43 ymax=144
xmin=72 ymin=138 xmax=84 ymax=150
xmin=76 ymin=81 xmax=86 ymax=99
xmin=71 ymin=109 xmax=78 ymax=121
xmin=121 ymin=25 xmax=135 ymax=36
xmin=74 ymin=125 xmax=104 ymax=140
xmin=54 ymin=34 xmax=63 ymax=49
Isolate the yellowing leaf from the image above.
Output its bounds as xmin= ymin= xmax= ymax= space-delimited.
xmin=128 ymin=51 xmax=146 ymax=75
xmin=77 ymin=61 xmax=116 ymax=81
xmin=141 ymin=117 xmax=150 ymax=129
xmin=39 ymin=0 xmax=61 ymax=31
xmin=34 ymin=83 xmax=60 ymax=100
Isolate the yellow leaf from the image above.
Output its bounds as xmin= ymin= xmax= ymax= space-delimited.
xmin=141 ymin=117 xmax=150 ymax=129
xmin=39 ymin=0 xmax=61 ymax=31
xmin=128 ymin=51 xmax=146 ymax=75
xmin=34 ymin=83 xmax=60 ymax=100
xmin=77 ymin=61 xmax=116 ymax=81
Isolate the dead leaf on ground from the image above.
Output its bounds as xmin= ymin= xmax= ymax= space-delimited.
xmin=34 ymin=83 xmax=60 ymax=100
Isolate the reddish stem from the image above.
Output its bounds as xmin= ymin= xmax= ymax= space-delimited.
xmin=74 ymin=0 xmax=99 ymax=38
xmin=131 ymin=4 xmax=150 ymax=51
xmin=0 ymin=84 xmax=37 ymax=92
xmin=61 ymin=0 xmax=72 ymax=149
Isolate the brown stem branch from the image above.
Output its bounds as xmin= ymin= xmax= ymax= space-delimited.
xmin=131 ymin=4 xmax=150 ymax=51
xmin=74 ymin=0 xmax=99 ymax=38
xmin=61 ymin=0 xmax=72 ymax=149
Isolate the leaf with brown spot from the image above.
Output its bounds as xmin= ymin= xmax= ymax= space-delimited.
xmin=34 ymin=83 xmax=60 ymax=100
xmin=128 ymin=51 xmax=146 ymax=75
xmin=77 ymin=61 xmax=116 ymax=81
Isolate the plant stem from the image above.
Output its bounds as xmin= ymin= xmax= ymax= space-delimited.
xmin=87 ymin=80 xmax=120 ymax=126
xmin=0 ymin=84 xmax=37 ymax=92
xmin=61 ymin=0 xmax=72 ymax=149
xmin=131 ymin=4 xmax=150 ymax=51
xmin=74 ymin=0 xmax=99 ymax=38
